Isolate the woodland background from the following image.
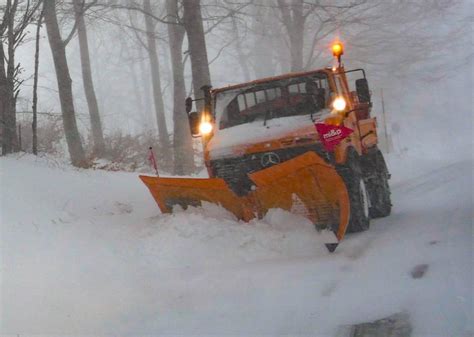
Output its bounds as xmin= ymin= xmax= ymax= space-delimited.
xmin=0 ymin=0 xmax=472 ymax=174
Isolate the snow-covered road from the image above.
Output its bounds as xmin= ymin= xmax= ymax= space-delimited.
xmin=0 ymin=154 xmax=472 ymax=336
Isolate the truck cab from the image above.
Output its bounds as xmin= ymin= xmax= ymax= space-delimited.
xmin=188 ymin=66 xmax=377 ymax=194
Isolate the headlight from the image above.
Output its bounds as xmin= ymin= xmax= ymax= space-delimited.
xmin=332 ymin=97 xmax=346 ymax=111
xmin=199 ymin=121 xmax=213 ymax=135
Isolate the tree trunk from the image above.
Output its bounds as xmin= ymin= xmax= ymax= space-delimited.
xmin=2 ymin=0 xmax=18 ymax=154
xmin=32 ymin=11 xmax=42 ymax=155
xmin=166 ymin=0 xmax=194 ymax=175
xmin=278 ymin=0 xmax=305 ymax=72
xmin=143 ymin=0 xmax=171 ymax=162
xmin=252 ymin=1 xmax=275 ymax=78
xmin=127 ymin=59 xmax=146 ymax=130
xmin=289 ymin=1 xmax=304 ymax=72
xmin=73 ymin=0 xmax=106 ymax=157
xmin=232 ymin=16 xmax=251 ymax=82
xmin=137 ymin=45 xmax=154 ymax=132
xmin=43 ymin=0 xmax=87 ymax=167
xmin=182 ymin=0 xmax=211 ymax=108
xmin=0 ymin=42 xmax=8 ymax=155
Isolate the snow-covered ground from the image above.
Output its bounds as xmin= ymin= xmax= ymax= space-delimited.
xmin=0 ymin=153 xmax=472 ymax=336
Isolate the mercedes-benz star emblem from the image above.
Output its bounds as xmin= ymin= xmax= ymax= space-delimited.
xmin=261 ymin=152 xmax=280 ymax=168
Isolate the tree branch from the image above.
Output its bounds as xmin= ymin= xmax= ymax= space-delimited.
xmin=63 ymin=0 xmax=97 ymax=46
xmin=90 ymin=2 xmax=179 ymax=25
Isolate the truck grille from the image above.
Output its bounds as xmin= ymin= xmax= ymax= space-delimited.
xmin=210 ymin=144 xmax=330 ymax=196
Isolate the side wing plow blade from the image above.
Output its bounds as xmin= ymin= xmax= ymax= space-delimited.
xmin=139 ymin=176 xmax=255 ymax=221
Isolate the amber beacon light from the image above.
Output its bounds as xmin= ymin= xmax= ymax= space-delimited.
xmin=332 ymin=42 xmax=344 ymax=57
xmin=332 ymin=41 xmax=344 ymax=68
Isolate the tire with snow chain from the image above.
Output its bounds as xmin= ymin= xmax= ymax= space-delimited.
xmin=338 ymin=155 xmax=370 ymax=233
xmin=367 ymin=150 xmax=392 ymax=218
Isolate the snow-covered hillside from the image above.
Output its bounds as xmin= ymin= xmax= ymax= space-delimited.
xmin=0 ymin=154 xmax=472 ymax=336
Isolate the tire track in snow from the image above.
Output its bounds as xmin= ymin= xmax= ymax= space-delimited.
xmin=390 ymin=159 xmax=471 ymax=196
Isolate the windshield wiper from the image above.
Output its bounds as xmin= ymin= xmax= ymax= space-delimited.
xmin=263 ymin=110 xmax=272 ymax=127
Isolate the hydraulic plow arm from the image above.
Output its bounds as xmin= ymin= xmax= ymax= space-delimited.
xmin=139 ymin=152 xmax=350 ymax=247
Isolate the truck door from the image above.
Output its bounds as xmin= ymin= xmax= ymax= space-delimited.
xmin=334 ymin=72 xmax=377 ymax=151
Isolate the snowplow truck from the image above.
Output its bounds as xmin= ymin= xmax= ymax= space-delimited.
xmin=140 ymin=44 xmax=392 ymax=252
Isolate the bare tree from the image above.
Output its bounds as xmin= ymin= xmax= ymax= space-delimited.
xmin=32 ymin=7 xmax=43 ymax=155
xmin=274 ymin=0 xmax=371 ymax=72
xmin=73 ymin=0 xmax=106 ymax=157
xmin=137 ymin=44 xmax=154 ymax=129
xmin=120 ymin=7 xmax=155 ymax=131
xmin=231 ymin=15 xmax=251 ymax=82
xmin=340 ymin=1 xmax=471 ymax=79
xmin=166 ymin=0 xmax=194 ymax=175
xmin=276 ymin=0 xmax=305 ymax=72
xmin=143 ymin=0 xmax=171 ymax=162
xmin=0 ymin=0 xmax=41 ymax=155
xmin=124 ymin=48 xmax=146 ymax=130
xmin=182 ymin=0 xmax=211 ymax=105
xmin=0 ymin=0 xmax=19 ymax=155
xmin=43 ymin=0 xmax=87 ymax=167
xmin=249 ymin=1 xmax=278 ymax=77
xmin=0 ymin=16 xmax=8 ymax=154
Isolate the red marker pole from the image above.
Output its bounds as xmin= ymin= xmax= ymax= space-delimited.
xmin=148 ymin=147 xmax=159 ymax=177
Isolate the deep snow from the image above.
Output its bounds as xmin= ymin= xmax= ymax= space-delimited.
xmin=0 ymin=153 xmax=472 ymax=336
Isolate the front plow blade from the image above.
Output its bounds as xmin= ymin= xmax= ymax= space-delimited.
xmin=249 ymin=152 xmax=350 ymax=242
xmin=140 ymin=151 xmax=350 ymax=246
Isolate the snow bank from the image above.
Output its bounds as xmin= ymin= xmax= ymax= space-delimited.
xmin=0 ymin=153 xmax=472 ymax=336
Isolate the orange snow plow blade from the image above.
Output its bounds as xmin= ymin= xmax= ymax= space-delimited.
xmin=138 ymin=176 xmax=256 ymax=221
xmin=139 ymin=152 xmax=350 ymax=242
xmin=249 ymin=152 xmax=350 ymax=241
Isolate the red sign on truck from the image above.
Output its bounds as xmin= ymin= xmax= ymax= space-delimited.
xmin=315 ymin=123 xmax=353 ymax=151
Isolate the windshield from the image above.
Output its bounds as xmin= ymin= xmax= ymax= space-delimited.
xmin=214 ymin=73 xmax=331 ymax=130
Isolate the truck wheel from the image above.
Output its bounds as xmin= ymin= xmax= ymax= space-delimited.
xmin=367 ymin=151 xmax=392 ymax=218
xmin=368 ymin=174 xmax=391 ymax=218
xmin=338 ymin=158 xmax=370 ymax=233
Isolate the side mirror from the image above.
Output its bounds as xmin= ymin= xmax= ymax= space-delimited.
xmin=356 ymin=78 xmax=371 ymax=104
xmin=188 ymin=111 xmax=200 ymax=136
xmin=185 ymin=97 xmax=193 ymax=114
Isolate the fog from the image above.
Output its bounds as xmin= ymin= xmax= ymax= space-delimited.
xmin=2 ymin=1 xmax=473 ymax=335
xmin=8 ymin=0 xmax=473 ymax=163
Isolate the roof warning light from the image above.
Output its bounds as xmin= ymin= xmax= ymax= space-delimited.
xmin=332 ymin=42 xmax=344 ymax=57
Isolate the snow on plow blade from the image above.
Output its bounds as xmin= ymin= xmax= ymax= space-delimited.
xmin=139 ymin=151 xmax=350 ymax=244
xmin=138 ymin=176 xmax=256 ymax=221
xmin=249 ymin=152 xmax=350 ymax=242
